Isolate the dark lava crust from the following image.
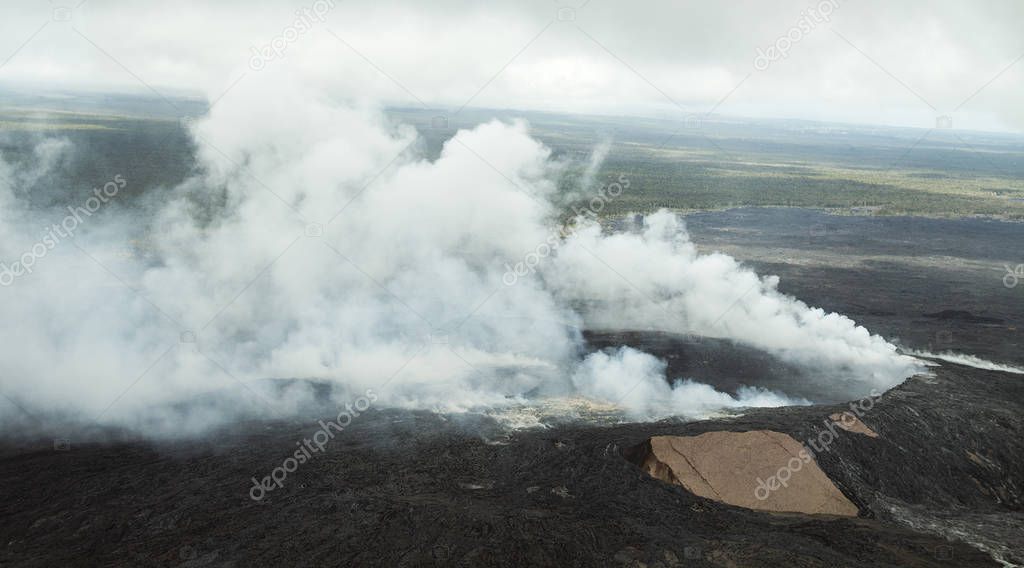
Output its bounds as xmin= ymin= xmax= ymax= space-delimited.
xmin=1 ymin=360 xmax=1022 ymax=567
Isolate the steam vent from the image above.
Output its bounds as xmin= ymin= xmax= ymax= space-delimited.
xmin=627 ymin=431 xmax=859 ymax=516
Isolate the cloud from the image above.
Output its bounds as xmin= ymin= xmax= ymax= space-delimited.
xmin=0 ymin=63 xmax=924 ymax=435
xmin=572 ymin=347 xmax=808 ymax=420
xmin=545 ymin=210 xmax=922 ymax=400
xmin=0 ymin=0 xmax=1021 ymax=131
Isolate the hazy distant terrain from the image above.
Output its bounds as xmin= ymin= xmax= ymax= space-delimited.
xmin=3 ymin=91 xmax=1024 ymax=220
xmin=398 ymin=107 xmax=1024 ymax=220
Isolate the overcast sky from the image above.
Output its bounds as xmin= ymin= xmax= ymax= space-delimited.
xmin=1 ymin=0 xmax=1022 ymax=132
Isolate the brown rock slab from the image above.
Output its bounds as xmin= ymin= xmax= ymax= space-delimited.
xmin=829 ymin=412 xmax=879 ymax=438
xmin=629 ymin=431 xmax=859 ymax=517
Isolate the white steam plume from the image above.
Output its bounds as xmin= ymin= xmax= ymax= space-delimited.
xmin=573 ymin=347 xmax=808 ymax=419
xmin=546 ymin=212 xmax=923 ymax=398
xmin=0 ymin=72 xmax=922 ymax=434
xmin=577 ymin=140 xmax=611 ymax=195
xmin=905 ymin=350 xmax=1024 ymax=375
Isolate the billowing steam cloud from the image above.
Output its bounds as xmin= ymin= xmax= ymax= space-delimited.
xmin=547 ymin=212 xmax=922 ymax=396
xmin=572 ymin=347 xmax=807 ymax=418
xmin=0 ymin=73 xmax=922 ymax=435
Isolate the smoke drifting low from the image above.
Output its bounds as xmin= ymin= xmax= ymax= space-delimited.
xmin=572 ymin=347 xmax=808 ymax=418
xmin=907 ymin=350 xmax=1024 ymax=375
xmin=547 ymin=212 xmax=923 ymax=396
xmin=0 ymin=77 xmax=923 ymax=436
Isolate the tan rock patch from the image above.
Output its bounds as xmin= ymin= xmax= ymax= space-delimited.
xmin=629 ymin=431 xmax=858 ymax=517
xmin=829 ymin=412 xmax=879 ymax=438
